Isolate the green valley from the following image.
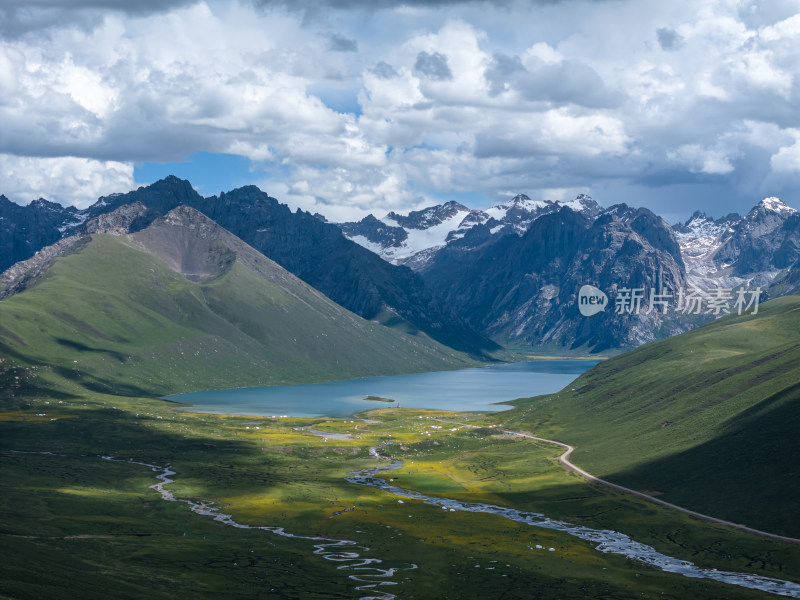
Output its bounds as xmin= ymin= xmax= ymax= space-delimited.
xmin=2 ymin=205 xmax=800 ymax=599
xmin=500 ymin=295 xmax=800 ymax=538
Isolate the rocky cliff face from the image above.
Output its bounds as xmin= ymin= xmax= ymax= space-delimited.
xmin=81 ymin=202 xmax=149 ymax=235
xmin=671 ymin=197 xmax=799 ymax=291
xmin=420 ymin=206 xmax=689 ymax=351
xmin=0 ymin=195 xmax=88 ymax=273
xmin=0 ymin=234 xmax=89 ymax=300
xmin=0 ymin=203 xmax=149 ymax=299
xmin=713 ymin=197 xmax=799 ymax=278
xmin=673 ymin=211 xmax=740 ymax=287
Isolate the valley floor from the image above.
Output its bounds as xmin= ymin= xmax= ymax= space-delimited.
xmin=2 ymin=380 xmax=800 ymax=599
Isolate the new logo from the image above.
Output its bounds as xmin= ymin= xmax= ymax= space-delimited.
xmin=578 ymin=285 xmax=608 ymax=317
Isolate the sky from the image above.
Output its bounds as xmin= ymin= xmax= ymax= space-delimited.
xmin=1 ymin=0 xmax=800 ymax=224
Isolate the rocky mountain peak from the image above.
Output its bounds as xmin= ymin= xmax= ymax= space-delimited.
xmin=758 ymin=196 xmax=797 ymax=216
xmin=686 ymin=209 xmax=709 ymax=224
xmin=82 ymin=202 xmax=148 ymax=235
xmin=30 ymin=198 xmax=63 ymax=211
xmin=386 ymin=201 xmax=470 ymax=230
xmin=559 ymin=194 xmax=603 ymax=218
xmin=710 ymin=196 xmax=800 ymax=277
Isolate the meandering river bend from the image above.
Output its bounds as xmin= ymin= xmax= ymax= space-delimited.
xmin=13 ymin=437 xmax=800 ymax=599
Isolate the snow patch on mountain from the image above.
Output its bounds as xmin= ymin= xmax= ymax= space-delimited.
xmin=673 ymin=196 xmax=799 ymax=289
xmin=674 ymin=212 xmax=741 ymax=287
xmin=378 ymin=207 xmax=473 ymax=261
xmin=761 ymin=196 xmax=797 ymax=216
xmin=338 ymin=194 xmax=602 ymax=268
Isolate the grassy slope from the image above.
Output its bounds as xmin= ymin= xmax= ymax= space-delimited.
xmin=0 ymin=234 xmax=477 ymax=397
xmin=1 ymin=318 xmax=798 ymax=598
xmin=3 ymin=375 xmax=799 ymax=600
xmin=500 ymin=295 xmax=800 ymax=536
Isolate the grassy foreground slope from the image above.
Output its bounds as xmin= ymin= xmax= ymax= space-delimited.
xmin=3 ymin=382 xmax=799 ymax=600
xmin=501 ymin=295 xmax=800 ymax=537
xmin=0 ymin=208 xmax=478 ymax=397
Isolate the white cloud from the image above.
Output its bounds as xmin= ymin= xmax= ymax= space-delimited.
xmin=771 ymin=132 xmax=800 ymax=173
xmin=0 ymin=154 xmax=134 ymax=207
xmin=760 ymin=13 xmax=800 ymax=41
xmin=1 ymin=0 xmax=799 ymax=217
xmin=668 ymin=144 xmax=735 ymax=175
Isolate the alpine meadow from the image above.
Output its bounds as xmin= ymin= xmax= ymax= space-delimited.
xmin=2 ymin=2 xmax=800 ymax=600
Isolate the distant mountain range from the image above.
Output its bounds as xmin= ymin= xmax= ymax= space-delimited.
xmin=2 ymin=179 xmax=798 ymax=353
xmin=337 ymin=194 xmax=800 ymax=350
xmin=338 ymin=194 xmax=602 ymax=270
xmin=675 ymin=197 xmax=800 ymax=289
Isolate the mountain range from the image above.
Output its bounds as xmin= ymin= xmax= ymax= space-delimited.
xmin=0 ymin=178 xmax=497 ymax=358
xmin=338 ymin=193 xmax=800 ymax=350
xmin=2 ymin=179 xmax=798 ymax=353
xmin=338 ymin=193 xmax=602 ymax=270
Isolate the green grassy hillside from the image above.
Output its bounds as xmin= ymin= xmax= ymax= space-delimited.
xmin=0 ymin=215 xmax=478 ymax=398
xmin=501 ymin=295 xmax=800 ymax=537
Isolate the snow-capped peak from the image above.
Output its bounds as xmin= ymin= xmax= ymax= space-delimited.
xmin=759 ymin=196 xmax=797 ymax=216
xmin=556 ymin=194 xmax=602 ymax=217
xmin=675 ymin=212 xmax=726 ymax=240
xmin=484 ymin=194 xmax=551 ymax=222
xmin=338 ymin=192 xmax=604 ymax=269
xmin=30 ymin=198 xmax=62 ymax=211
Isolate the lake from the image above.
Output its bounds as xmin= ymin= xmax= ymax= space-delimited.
xmin=166 ymin=360 xmax=598 ymax=418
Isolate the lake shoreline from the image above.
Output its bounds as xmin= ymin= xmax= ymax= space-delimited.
xmin=167 ymin=360 xmax=598 ymax=419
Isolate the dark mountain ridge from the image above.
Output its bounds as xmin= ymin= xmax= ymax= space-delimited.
xmin=0 ymin=177 xmax=498 ymax=357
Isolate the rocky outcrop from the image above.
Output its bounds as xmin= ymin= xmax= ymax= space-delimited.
xmin=81 ymin=202 xmax=148 ymax=235
xmin=0 ymin=235 xmax=90 ymax=300
xmin=0 ymin=203 xmax=153 ymax=300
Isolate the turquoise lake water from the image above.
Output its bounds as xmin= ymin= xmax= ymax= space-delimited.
xmin=166 ymin=360 xmax=598 ymax=418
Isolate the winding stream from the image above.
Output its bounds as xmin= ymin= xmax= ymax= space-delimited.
xmin=347 ymin=445 xmax=800 ymax=599
xmin=9 ymin=450 xmax=411 ymax=600
xmin=12 ymin=449 xmax=800 ymax=598
xmin=100 ymin=455 xmax=416 ymax=600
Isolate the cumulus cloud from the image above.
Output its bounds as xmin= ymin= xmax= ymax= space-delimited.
xmin=771 ymin=133 xmax=800 ymax=173
xmin=371 ymin=61 xmax=399 ymax=79
xmin=0 ymin=0 xmax=199 ymax=37
xmin=1 ymin=0 xmax=799 ymax=217
xmin=484 ymin=53 xmax=525 ymax=96
xmin=413 ymin=51 xmax=453 ymax=80
xmin=0 ymin=154 xmax=134 ymax=207
xmin=485 ymin=49 xmax=621 ymax=108
xmin=668 ymin=144 xmax=736 ymax=175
